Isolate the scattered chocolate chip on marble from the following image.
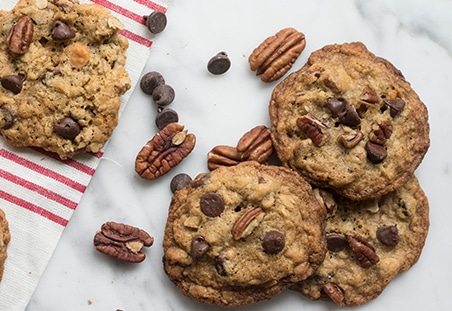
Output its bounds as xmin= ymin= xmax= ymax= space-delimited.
xmin=152 ymin=84 xmax=175 ymax=106
xmin=207 ymin=52 xmax=231 ymax=75
xmin=140 ymin=71 xmax=165 ymax=95
xmin=170 ymin=173 xmax=192 ymax=193
xmin=156 ymin=107 xmax=179 ymax=130
xmin=144 ymin=11 xmax=167 ymax=34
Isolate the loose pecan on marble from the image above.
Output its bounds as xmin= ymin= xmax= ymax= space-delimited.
xmin=135 ymin=123 xmax=196 ymax=180
xmin=207 ymin=145 xmax=242 ymax=171
xmin=249 ymin=27 xmax=306 ymax=82
xmin=346 ymin=232 xmax=379 ymax=268
xmin=231 ymin=206 xmax=265 ymax=240
xmin=236 ymin=125 xmax=273 ymax=162
xmin=93 ymin=222 xmax=154 ymax=263
xmin=6 ymin=16 xmax=34 ymax=54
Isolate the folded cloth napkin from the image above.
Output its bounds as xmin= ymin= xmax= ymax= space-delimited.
xmin=0 ymin=0 xmax=168 ymax=309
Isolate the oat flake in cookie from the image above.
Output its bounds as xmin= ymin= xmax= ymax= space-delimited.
xmin=269 ymin=42 xmax=430 ymax=200
xmin=292 ymin=176 xmax=429 ymax=306
xmin=0 ymin=0 xmax=131 ymax=159
xmin=163 ymin=161 xmax=326 ymax=307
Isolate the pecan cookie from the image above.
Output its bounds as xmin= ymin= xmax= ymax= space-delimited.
xmin=0 ymin=209 xmax=11 ymax=283
xmin=162 ymin=161 xmax=326 ymax=307
xmin=0 ymin=0 xmax=130 ymax=159
xmin=269 ymin=42 xmax=430 ymax=200
xmin=292 ymin=176 xmax=429 ymax=306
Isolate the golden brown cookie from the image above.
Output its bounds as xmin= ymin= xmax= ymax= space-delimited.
xmin=0 ymin=209 xmax=11 ymax=282
xmin=0 ymin=0 xmax=131 ymax=159
xmin=162 ymin=161 xmax=326 ymax=307
xmin=269 ymin=42 xmax=430 ymax=200
xmin=292 ymin=176 xmax=429 ymax=306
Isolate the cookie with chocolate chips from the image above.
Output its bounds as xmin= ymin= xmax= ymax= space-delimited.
xmin=292 ymin=176 xmax=429 ymax=306
xmin=269 ymin=42 xmax=430 ymax=200
xmin=0 ymin=209 xmax=11 ymax=283
xmin=0 ymin=0 xmax=130 ymax=159
xmin=162 ymin=161 xmax=326 ymax=307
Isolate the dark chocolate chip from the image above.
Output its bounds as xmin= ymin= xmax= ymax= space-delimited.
xmin=326 ymin=233 xmax=348 ymax=252
xmin=214 ymin=255 xmax=228 ymax=276
xmin=140 ymin=71 xmax=165 ymax=95
xmin=384 ymin=99 xmax=406 ymax=118
xmin=0 ymin=106 xmax=15 ymax=129
xmin=365 ymin=141 xmax=387 ymax=163
xmin=53 ymin=116 xmax=81 ymax=140
xmin=145 ymin=11 xmax=167 ymax=34
xmin=170 ymin=173 xmax=192 ymax=193
xmin=207 ymin=52 xmax=231 ymax=75
xmin=152 ymin=84 xmax=175 ymax=106
xmin=1 ymin=74 xmax=26 ymax=94
xmin=200 ymin=192 xmax=224 ymax=217
xmin=377 ymin=225 xmax=399 ymax=246
xmin=51 ymin=20 xmax=76 ymax=40
xmin=190 ymin=235 xmax=210 ymax=261
xmin=327 ymin=97 xmax=361 ymax=127
xmin=156 ymin=107 xmax=178 ymax=130
xmin=262 ymin=230 xmax=285 ymax=254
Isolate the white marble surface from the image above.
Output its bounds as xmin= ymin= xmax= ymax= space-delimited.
xmin=25 ymin=0 xmax=452 ymax=310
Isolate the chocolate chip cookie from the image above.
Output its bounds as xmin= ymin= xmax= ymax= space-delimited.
xmin=292 ymin=176 xmax=429 ymax=306
xmin=269 ymin=42 xmax=430 ymax=200
xmin=0 ymin=209 xmax=11 ymax=282
xmin=163 ymin=161 xmax=326 ymax=307
xmin=0 ymin=0 xmax=131 ymax=159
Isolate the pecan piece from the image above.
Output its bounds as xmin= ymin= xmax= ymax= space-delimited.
xmin=359 ymin=86 xmax=380 ymax=104
xmin=346 ymin=232 xmax=380 ymax=268
xmin=369 ymin=119 xmax=392 ymax=145
xmin=322 ymin=283 xmax=345 ymax=306
xmin=6 ymin=16 xmax=34 ymax=54
xmin=93 ymin=222 xmax=153 ymax=263
xmin=236 ymin=125 xmax=273 ymax=162
xmin=207 ymin=145 xmax=242 ymax=171
xmin=296 ymin=113 xmax=328 ymax=146
xmin=135 ymin=123 xmax=196 ymax=180
xmin=340 ymin=129 xmax=363 ymax=149
xmin=249 ymin=27 xmax=306 ymax=82
xmin=231 ymin=206 xmax=265 ymax=240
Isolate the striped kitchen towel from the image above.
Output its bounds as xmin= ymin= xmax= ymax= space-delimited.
xmin=0 ymin=0 xmax=168 ymax=309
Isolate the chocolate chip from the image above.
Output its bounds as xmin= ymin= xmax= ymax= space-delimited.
xmin=140 ymin=71 xmax=165 ymax=95
xmin=326 ymin=233 xmax=348 ymax=252
xmin=156 ymin=107 xmax=178 ymax=130
xmin=53 ymin=116 xmax=81 ymax=140
xmin=152 ymin=84 xmax=175 ymax=106
xmin=51 ymin=20 xmax=75 ymax=40
xmin=377 ymin=225 xmax=399 ymax=246
xmin=1 ymin=74 xmax=26 ymax=94
xmin=207 ymin=52 xmax=231 ymax=75
xmin=191 ymin=235 xmax=210 ymax=261
xmin=215 ymin=255 xmax=228 ymax=276
xmin=327 ymin=97 xmax=361 ymax=127
xmin=170 ymin=173 xmax=192 ymax=193
xmin=0 ymin=106 xmax=15 ymax=129
xmin=384 ymin=99 xmax=406 ymax=118
xmin=190 ymin=173 xmax=210 ymax=188
xmin=200 ymin=192 xmax=224 ymax=217
xmin=262 ymin=230 xmax=285 ymax=254
xmin=144 ymin=11 xmax=167 ymax=34
xmin=365 ymin=141 xmax=387 ymax=163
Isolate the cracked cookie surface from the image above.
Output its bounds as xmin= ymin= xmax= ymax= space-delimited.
xmin=292 ymin=176 xmax=429 ymax=306
xmin=269 ymin=42 xmax=429 ymax=200
xmin=163 ymin=161 xmax=326 ymax=307
xmin=0 ymin=0 xmax=130 ymax=159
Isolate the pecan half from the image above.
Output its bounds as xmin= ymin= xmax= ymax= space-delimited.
xmin=296 ymin=113 xmax=328 ymax=146
xmin=236 ymin=125 xmax=273 ymax=162
xmin=346 ymin=232 xmax=380 ymax=268
xmin=135 ymin=123 xmax=196 ymax=180
xmin=6 ymin=16 xmax=34 ymax=54
xmin=93 ymin=222 xmax=154 ymax=263
xmin=322 ymin=283 xmax=345 ymax=306
xmin=249 ymin=27 xmax=306 ymax=82
xmin=207 ymin=145 xmax=242 ymax=171
xmin=231 ymin=206 xmax=265 ymax=240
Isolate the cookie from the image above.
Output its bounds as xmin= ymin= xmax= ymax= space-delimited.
xmin=269 ymin=42 xmax=430 ymax=200
xmin=0 ymin=0 xmax=131 ymax=159
xmin=292 ymin=176 xmax=429 ymax=306
xmin=0 ymin=209 xmax=11 ymax=282
xmin=162 ymin=161 xmax=326 ymax=307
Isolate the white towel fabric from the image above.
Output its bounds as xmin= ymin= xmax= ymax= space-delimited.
xmin=0 ymin=0 xmax=168 ymax=309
